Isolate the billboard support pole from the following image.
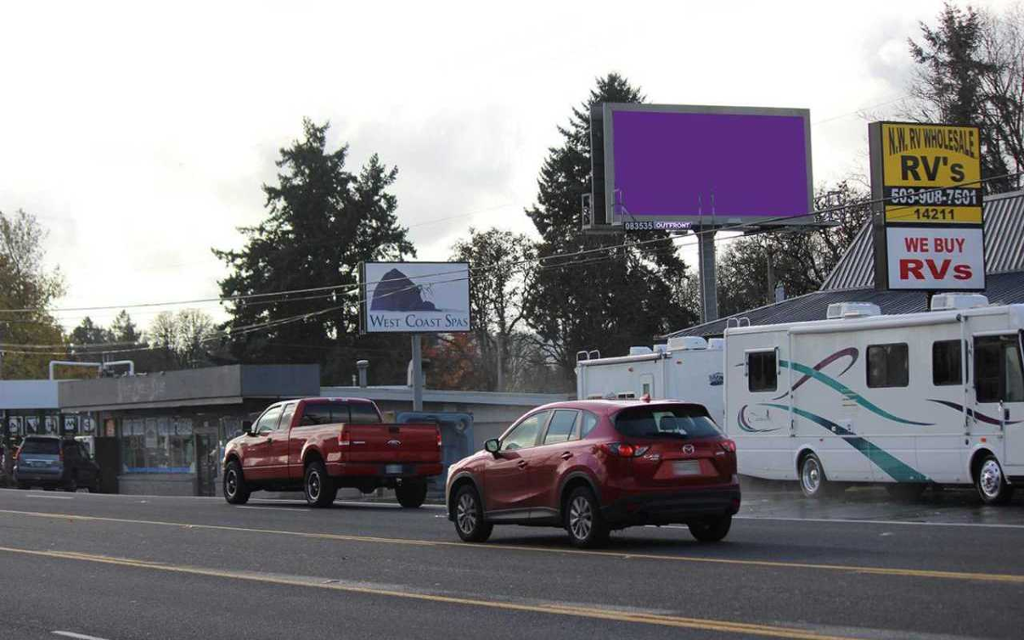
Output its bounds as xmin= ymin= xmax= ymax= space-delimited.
xmin=411 ymin=334 xmax=424 ymax=411
xmin=697 ymin=227 xmax=719 ymax=323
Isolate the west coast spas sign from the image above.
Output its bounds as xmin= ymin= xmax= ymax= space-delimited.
xmin=870 ymin=122 xmax=986 ymax=291
xmin=360 ymin=262 xmax=471 ymax=333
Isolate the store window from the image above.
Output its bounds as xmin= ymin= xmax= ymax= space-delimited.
xmin=121 ymin=416 xmax=195 ymax=474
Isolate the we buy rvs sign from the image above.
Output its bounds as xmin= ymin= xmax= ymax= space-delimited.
xmin=885 ymin=227 xmax=985 ymax=289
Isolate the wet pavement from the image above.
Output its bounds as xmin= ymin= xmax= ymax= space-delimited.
xmin=738 ymin=478 xmax=1024 ymax=527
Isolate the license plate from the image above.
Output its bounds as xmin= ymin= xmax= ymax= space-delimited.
xmin=672 ymin=460 xmax=701 ymax=476
xmin=385 ymin=464 xmax=403 ymax=475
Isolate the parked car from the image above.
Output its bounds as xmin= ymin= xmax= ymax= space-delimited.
xmin=446 ymin=399 xmax=741 ymax=547
xmin=222 ymin=397 xmax=443 ymax=508
xmin=14 ymin=436 xmax=101 ymax=492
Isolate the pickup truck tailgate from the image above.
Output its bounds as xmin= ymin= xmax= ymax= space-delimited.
xmin=345 ymin=424 xmax=440 ymax=463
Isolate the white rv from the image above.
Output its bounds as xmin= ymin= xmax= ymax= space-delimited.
xmin=724 ymin=294 xmax=1024 ymax=504
xmin=576 ymin=336 xmax=725 ymax=425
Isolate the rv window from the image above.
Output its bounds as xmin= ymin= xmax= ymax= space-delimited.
xmin=932 ymin=340 xmax=964 ymax=386
xmin=867 ymin=343 xmax=909 ymax=388
xmin=747 ymin=351 xmax=777 ymax=392
xmin=974 ymin=335 xmax=1024 ymax=403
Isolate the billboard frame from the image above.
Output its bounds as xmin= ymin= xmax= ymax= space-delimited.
xmin=590 ymin=103 xmax=814 ymax=231
xmin=359 ymin=261 xmax=472 ymax=335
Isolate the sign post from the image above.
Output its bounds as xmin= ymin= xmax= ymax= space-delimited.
xmin=870 ymin=122 xmax=985 ymax=291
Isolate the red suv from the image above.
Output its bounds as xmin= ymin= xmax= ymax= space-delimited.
xmin=446 ymin=400 xmax=740 ymax=548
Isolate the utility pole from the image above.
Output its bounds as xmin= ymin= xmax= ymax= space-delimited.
xmin=411 ymin=335 xmax=423 ymax=411
xmin=496 ymin=333 xmax=504 ymax=392
xmin=766 ymin=245 xmax=776 ymax=306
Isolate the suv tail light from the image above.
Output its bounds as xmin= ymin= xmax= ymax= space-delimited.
xmin=601 ymin=442 xmax=650 ymax=458
xmin=436 ymin=430 xmax=442 ymax=450
xmin=13 ymin=446 xmax=22 ymax=463
xmin=719 ymin=439 xmax=737 ymax=453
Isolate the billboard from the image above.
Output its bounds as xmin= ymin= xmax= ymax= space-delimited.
xmin=587 ymin=104 xmax=813 ymax=230
xmin=870 ymin=121 xmax=985 ymax=291
xmin=360 ymin=262 xmax=471 ymax=333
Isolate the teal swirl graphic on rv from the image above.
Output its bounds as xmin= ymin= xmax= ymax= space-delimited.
xmin=780 ymin=358 xmax=932 ymax=426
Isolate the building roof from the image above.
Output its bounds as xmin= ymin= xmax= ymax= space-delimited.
xmin=0 ymin=381 xmax=60 ymax=410
xmin=665 ymin=189 xmax=1024 ymax=339
xmin=821 ymin=189 xmax=1024 ymax=290
xmin=321 ymin=386 xmax=572 ymax=407
xmin=59 ymin=364 xmax=320 ymax=412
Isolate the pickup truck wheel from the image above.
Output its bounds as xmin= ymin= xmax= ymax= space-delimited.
xmin=223 ymin=460 xmax=250 ymax=505
xmin=396 ymin=479 xmax=428 ymax=508
xmin=454 ymin=485 xmax=492 ymax=543
xmin=304 ymin=460 xmax=337 ymax=508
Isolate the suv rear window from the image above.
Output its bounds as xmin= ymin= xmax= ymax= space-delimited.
xmin=21 ymin=438 xmax=60 ymax=455
xmin=613 ymin=405 xmax=720 ymax=439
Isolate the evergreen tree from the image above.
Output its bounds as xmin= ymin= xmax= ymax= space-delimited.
xmin=524 ymin=74 xmax=696 ymax=384
xmin=213 ymin=119 xmax=415 ymax=383
xmin=908 ymin=3 xmax=1012 ymax=191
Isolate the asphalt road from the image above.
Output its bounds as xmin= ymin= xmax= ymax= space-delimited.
xmin=0 ymin=486 xmax=1022 ymax=640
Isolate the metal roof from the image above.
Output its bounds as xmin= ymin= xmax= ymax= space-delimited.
xmin=664 ymin=189 xmax=1024 ymax=339
xmin=664 ymin=271 xmax=1024 ymax=338
xmin=821 ymin=189 xmax=1024 ymax=290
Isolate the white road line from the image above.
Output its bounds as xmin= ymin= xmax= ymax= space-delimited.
xmin=53 ymin=631 xmax=112 ymax=640
xmin=238 ymin=506 xmax=311 ymax=512
xmin=735 ymin=515 xmax=1024 ymax=530
xmin=24 ymin=494 xmax=74 ymax=500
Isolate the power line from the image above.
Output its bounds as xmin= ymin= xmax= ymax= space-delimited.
xmin=1 ymin=170 xmax=1016 ymax=326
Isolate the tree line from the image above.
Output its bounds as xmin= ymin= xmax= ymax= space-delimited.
xmin=2 ymin=2 xmax=1021 ymax=391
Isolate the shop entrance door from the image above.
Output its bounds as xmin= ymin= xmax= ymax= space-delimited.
xmin=195 ymin=431 xmax=218 ymax=497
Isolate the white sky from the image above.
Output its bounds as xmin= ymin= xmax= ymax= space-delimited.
xmin=0 ymin=0 xmax=1015 ymax=333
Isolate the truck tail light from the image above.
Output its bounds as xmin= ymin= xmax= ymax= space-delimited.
xmin=338 ymin=428 xmax=350 ymax=447
xmin=601 ymin=443 xmax=650 ymax=458
xmin=436 ymin=430 xmax=442 ymax=450
xmin=719 ymin=439 xmax=737 ymax=454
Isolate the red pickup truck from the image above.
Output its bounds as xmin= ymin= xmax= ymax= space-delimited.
xmin=222 ymin=397 xmax=442 ymax=508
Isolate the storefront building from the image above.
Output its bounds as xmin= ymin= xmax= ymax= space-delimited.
xmin=59 ymin=365 xmax=319 ymax=496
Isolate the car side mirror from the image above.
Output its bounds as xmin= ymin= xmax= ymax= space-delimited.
xmin=484 ymin=439 xmax=501 ymax=456
xmin=242 ymin=420 xmax=254 ymax=436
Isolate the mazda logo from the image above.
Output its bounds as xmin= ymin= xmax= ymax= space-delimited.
xmin=387 ymin=439 xmax=402 ymax=447
xmin=682 ymin=444 xmax=695 ymax=454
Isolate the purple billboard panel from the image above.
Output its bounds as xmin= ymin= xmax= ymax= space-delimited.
xmin=604 ymin=104 xmax=812 ymax=225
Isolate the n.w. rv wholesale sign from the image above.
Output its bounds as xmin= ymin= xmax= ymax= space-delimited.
xmin=870 ymin=121 xmax=986 ymax=291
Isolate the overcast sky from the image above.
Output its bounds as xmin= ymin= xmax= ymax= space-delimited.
xmin=1 ymin=0 xmax=1015 ymax=333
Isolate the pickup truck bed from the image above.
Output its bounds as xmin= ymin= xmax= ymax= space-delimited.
xmin=222 ymin=397 xmax=442 ymax=507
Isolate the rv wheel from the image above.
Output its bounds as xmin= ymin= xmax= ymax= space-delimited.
xmin=975 ymin=455 xmax=1014 ymax=505
xmin=799 ymin=453 xmax=837 ymax=499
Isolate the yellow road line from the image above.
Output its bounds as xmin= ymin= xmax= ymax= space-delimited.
xmin=1 ymin=508 xmax=1020 ymax=585
xmin=0 ymin=544 xmax=860 ymax=640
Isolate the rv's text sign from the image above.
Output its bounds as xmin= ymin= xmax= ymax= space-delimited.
xmin=885 ymin=227 xmax=985 ymax=290
xmin=878 ymin=123 xmax=982 ymax=225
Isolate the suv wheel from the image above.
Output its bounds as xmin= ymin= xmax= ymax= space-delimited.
xmin=396 ymin=479 xmax=428 ymax=508
xmin=976 ymin=455 xmax=1014 ymax=505
xmin=454 ymin=485 xmax=493 ymax=542
xmin=223 ymin=460 xmax=250 ymax=505
xmin=688 ymin=515 xmax=732 ymax=542
xmin=304 ymin=460 xmax=337 ymax=508
xmin=565 ymin=486 xmax=609 ymax=549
